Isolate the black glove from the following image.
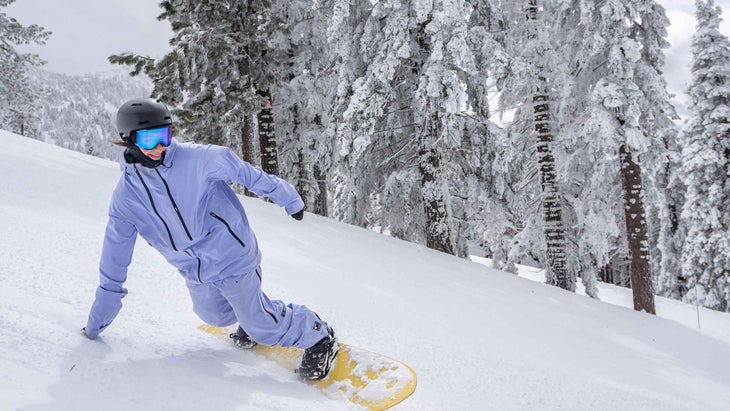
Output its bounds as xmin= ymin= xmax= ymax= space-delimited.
xmin=291 ymin=209 xmax=304 ymax=221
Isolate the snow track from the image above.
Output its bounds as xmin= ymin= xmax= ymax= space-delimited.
xmin=2 ymin=130 xmax=730 ymax=410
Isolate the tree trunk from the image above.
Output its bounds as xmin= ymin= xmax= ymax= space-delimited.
xmin=241 ymin=115 xmax=257 ymax=197
xmin=312 ymin=112 xmax=328 ymax=217
xmin=410 ymin=15 xmax=455 ymax=255
xmin=419 ymin=113 xmax=455 ymax=255
xmin=257 ymin=88 xmax=279 ymax=176
xmin=619 ymin=144 xmax=656 ymax=314
xmin=527 ymin=0 xmax=573 ymax=291
xmin=297 ymin=149 xmax=307 ymax=201
xmin=534 ymin=92 xmax=572 ymax=291
xmin=419 ymin=148 xmax=455 ymax=254
xmin=313 ymin=162 xmax=328 ymax=216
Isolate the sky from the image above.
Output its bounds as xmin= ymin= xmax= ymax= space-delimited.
xmin=5 ymin=0 xmax=730 ymax=120
xmin=5 ymin=0 xmax=172 ymax=75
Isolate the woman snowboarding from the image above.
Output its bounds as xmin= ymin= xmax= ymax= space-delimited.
xmin=83 ymin=98 xmax=338 ymax=380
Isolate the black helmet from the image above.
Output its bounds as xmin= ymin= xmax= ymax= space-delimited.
xmin=116 ymin=98 xmax=172 ymax=140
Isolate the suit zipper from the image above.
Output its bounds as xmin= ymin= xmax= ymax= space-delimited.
xmin=134 ymin=166 xmax=177 ymax=251
xmin=155 ymin=169 xmax=193 ymax=241
xmin=209 ymin=212 xmax=246 ymax=248
xmin=184 ymin=250 xmax=202 ymax=282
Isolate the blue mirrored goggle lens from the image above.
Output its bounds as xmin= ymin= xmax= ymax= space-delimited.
xmin=134 ymin=126 xmax=172 ymax=150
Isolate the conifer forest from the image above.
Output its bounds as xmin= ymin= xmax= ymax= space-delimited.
xmin=2 ymin=0 xmax=730 ymax=313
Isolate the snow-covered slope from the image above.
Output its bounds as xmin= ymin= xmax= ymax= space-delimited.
xmin=2 ymin=130 xmax=730 ymax=411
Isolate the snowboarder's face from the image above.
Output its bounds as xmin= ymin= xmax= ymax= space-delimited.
xmin=139 ymin=143 xmax=167 ymax=161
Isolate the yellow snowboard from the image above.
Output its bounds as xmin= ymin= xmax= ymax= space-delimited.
xmin=198 ymin=324 xmax=417 ymax=410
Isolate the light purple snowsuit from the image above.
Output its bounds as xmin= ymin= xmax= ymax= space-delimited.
xmin=84 ymin=139 xmax=328 ymax=348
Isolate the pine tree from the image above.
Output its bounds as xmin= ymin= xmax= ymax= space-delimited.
xmin=633 ymin=1 xmax=682 ymax=305
xmin=492 ymin=0 xmax=575 ymax=289
xmin=510 ymin=0 xmax=673 ymax=307
xmin=573 ymin=0 xmax=676 ymax=314
xmin=329 ymin=2 xmax=423 ymax=234
xmin=328 ymin=0 xmax=483 ymax=255
xmin=110 ymin=0 xmax=264 ymax=157
xmin=678 ymin=0 xmax=730 ymax=312
xmin=330 ymin=0 xmax=413 ymax=228
xmin=0 ymin=0 xmax=50 ymax=136
xmin=112 ymin=0 xmax=342 ymax=212
xmin=269 ymin=0 xmax=339 ymax=215
xmin=458 ymin=0 xmax=516 ymax=264
xmin=322 ymin=0 xmax=381 ymax=224
xmin=4 ymin=68 xmax=39 ymax=137
xmin=466 ymin=2 xmax=538 ymax=273
xmin=412 ymin=1 xmax=478 ymax=255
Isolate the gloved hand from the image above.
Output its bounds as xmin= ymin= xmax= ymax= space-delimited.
xmin=291 ymin=209 xmax=304 ymax=221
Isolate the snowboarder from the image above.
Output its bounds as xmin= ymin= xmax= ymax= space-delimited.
xmin=82 ymin=98 xmax=338 ymax=380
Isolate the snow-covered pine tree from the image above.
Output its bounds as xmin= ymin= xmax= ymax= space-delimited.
xmin=464 ymin=1 xmax=539 ymax=272
xmin=493 ymin=0 xmax=574 ymax=289
xmin=268 ymin=0 xmax=339 ymax=216
xmin=630 ymin=0 xmax=679 ymax=314
xmin=413 ymin=0 xmax=480 ymax=255
xmin=112 ymin=0 xmax=344 ymax=215
xmin=521 ymin=0 xmax=673 ymax=306
xmin=547 ymin=1 xmax=620 ymax=299
xmin=655 ymin=145 xmax=684 ymax=299
xmin=317 ymin=0 xmax=371 ymax=222
xmin=3 ymin=71 xmax=39 ymax=137
xmin=631 ymin=0 xmax=682 ymax=304
xmin=0 ymin=0 xmax=49 ymax=137
xmin=678 ymin=0 xmax=730 ymax=312
xmin=110 ymin=0 xmax=264 ymax=161
xmin=329 ymin=0 xmax=480 ymax=255
xmin=330 ymin=0 xmax=414 ymax=229
xmin=451 ymin=0 xmax=516 ymax=262
xmin=329 ymin=1 xmax=417 ymax=228
xmin=570 ymin=0 xmax=672 ymax=314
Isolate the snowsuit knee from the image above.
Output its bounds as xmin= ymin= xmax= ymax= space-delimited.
xmin=188 ymin=267 xmax=326 ymax=348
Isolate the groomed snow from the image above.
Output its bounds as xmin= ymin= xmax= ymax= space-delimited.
xmin=1 ymin=130 xmax=729 ymax=410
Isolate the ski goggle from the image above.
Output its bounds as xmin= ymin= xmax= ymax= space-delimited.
xmin=133 ymin=125 xmax=172 ymax=150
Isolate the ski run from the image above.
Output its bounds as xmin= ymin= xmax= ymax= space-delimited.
xmin=2 ymin=130 xmax=730 ymax=410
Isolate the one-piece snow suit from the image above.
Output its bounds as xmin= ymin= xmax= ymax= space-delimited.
xmin=84 ymin=139 xmax=329 ymax=348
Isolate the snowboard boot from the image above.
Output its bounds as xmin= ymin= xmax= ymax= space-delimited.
xmin=229 ymin=326 xmax=258 ymax=349
xmin=298 ymin=325 xmax=339 ymax=380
